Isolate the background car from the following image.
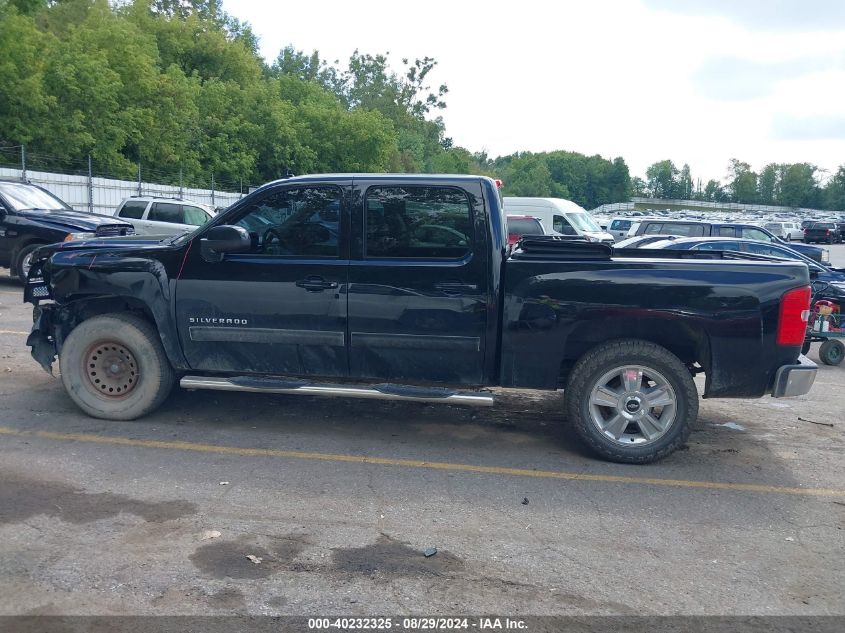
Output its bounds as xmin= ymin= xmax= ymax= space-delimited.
xmin=113 ymin=196 xmax=215 ymax=236
xmin=632 ymin=219 xmax=829 ymax=264
xmin=613 ymin=234 xmax=679 ymax=249
xmin=607 ymin=217 xmax=635 ymax=241
xmin=0 ymin=179 xmax=134 ymax=282
xmin=764 ymin=221 xmax=803 ymax=241
xmin=646 ymin=236 xmax=845 ymax=302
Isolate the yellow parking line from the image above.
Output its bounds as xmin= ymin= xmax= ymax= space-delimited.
xmin=0 ymin=426 xmax=842 ymax=498
xmin=0 ymin=330 xmax=28 ymax=335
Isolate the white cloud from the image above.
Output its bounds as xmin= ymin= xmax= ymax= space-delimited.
xmin=225 ymin=0 xmax=845 ymax=183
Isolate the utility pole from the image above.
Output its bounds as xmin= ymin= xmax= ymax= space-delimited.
xmin=87 ymin=155 xmax=94 ymax=213
xmin=179 ymin=167 xmax=184 ymax=199
xmin=211 ymin=172 xmax=215 ymax=207
xmin=21 ymin=145 xmax=26 ymax=181
xmin=137 ymin=162 xmax=142 ymax=196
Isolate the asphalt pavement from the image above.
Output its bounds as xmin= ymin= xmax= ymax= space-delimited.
xmin=0 ymin=248 xmax=844 ymax=617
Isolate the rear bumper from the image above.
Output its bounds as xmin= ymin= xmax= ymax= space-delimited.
xmin=771 ymin=354 xmax=817 ymax=398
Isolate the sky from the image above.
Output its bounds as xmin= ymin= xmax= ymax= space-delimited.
xmin=227 ymin=0 xmax=845 ymax=185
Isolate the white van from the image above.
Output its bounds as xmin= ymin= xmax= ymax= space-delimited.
xmin=503 ymin=197 xmax=614 ymax=244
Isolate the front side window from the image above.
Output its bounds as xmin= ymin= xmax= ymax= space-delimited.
xmin=740 ymin=227 xmax=773 ymax=242
xmin=365 ymin=186 xmax=472 ymax=259
xmin=743 ymin=242 xmax=788 ymax=258
xmin=234 ymin=186 xmax=341 ymax=257
xmin=149 ymin=202 xmax=184 ymax=224
xmin=553 ymin=215 xmax=567 ymax=233
xmin=183 ymin=205 xmax=210 ymax=226
xmin=118 ymin=200 xmax=147 ymax=220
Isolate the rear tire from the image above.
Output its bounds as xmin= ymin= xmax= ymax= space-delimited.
xmin=819 ymin=339 xmax=844 ymax=366
xmin=564 ymin=339 xmax=698 ymax=464
xmin=59 ymin=313 xmax=174 ymax=420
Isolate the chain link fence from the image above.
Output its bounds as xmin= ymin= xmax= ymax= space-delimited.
xmin=0 ymin=144 xmax=259 ymax=215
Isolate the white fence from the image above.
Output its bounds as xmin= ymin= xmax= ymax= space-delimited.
xmin=591 ymin=197 xmax=831 ymax=217
xmin=0 ymin=167 xmax=245 ymax=216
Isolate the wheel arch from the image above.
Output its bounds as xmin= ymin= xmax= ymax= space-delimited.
xmin=51 ymin=295 xmax=186 ymax=371
xmin=558 ymin=318 xmax=710 ymax=388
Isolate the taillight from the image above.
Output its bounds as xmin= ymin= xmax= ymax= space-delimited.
xmin=827 ymin=229 xmax=832 ymax=235
xmin=777 ymin=286 xmax=811 ymax=346
xmin=495 ymin=179 xmax=504 ymax=189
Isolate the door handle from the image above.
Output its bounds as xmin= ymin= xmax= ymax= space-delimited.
xmin=296 ymin=276 xmax=338 ymax=292
xmin=434 ymin=281 xmax=478 ymax=294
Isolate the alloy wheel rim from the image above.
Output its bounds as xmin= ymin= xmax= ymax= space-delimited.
xmin=588 ymin=365 xmax=677 ymax=446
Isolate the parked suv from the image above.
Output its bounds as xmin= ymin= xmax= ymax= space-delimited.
xmin=0 ymin=179 xmax=134 ymax=282
xmin=763 ymin=221 xmax=803 ymax=242
xmin=113 ymin=196 xmax=215 ymax=236
xmin=632 ymin=220 xmax=829 ymax=264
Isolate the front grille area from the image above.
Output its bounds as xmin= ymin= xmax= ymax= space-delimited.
xmin=96 ymin=224 xmax=135 ymax=237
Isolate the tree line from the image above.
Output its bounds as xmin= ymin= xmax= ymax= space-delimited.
xmin=1 ymin=0 xmax=842 ymax=212
xmin=637 ymin=159 xmax=845 ymax=211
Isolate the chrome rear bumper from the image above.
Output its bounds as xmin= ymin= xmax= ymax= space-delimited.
xmin=771 ymin=355 xmax=817 ymax=398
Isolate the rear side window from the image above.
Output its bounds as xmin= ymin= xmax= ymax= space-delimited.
xmin=696 ymin=241 xmax=740 ymax=251
xmin=366 ymin=186 xmax=472 ymax=259
xmin=508 ymin=218 xmax=544 ymax=236
xmin=149 ymin=202 xmax=184 ymax=224
xmin=657 ymin=223 xmax=706 ymax=237
xmin=118 ymin=200 xmax=147 ymax=220
xmin=717 ymin=227 xmax=735 ymax=237
xmin=644 ymin=223 xmax=664 ymax=234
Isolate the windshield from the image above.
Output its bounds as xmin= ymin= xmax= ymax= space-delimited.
xmin=566 ymin=211 xmax=602 ymax=232
xmin=0 ymin=182 xmax=70 ymax=211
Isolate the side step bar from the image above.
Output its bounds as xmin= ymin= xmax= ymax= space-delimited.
xmin=179 ymin=375 xmax=495 ymax=408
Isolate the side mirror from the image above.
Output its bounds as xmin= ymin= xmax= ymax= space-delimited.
xmin=200 ymin=225 xmax=251 ymax=262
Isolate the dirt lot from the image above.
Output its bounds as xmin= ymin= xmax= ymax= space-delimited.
xmin=1 ymin=250 xmax=844 ymax=618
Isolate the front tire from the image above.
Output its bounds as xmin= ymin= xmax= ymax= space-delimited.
xmin=14 ymin=244 xmax=43 ymax=283
xmin=564 ymin=340 xmax=698 ymax=464
xmin=785 ymin=234 xmax=791 ymax=242
xmin=59 ymin=313 xmax=174 ymax=420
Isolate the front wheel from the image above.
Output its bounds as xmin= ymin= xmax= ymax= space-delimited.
xmin=59 ymin=313 xmax=174 ymax=420
xmin=564 ymin=340 xmax=698 ymax=464
xmin=14 ymin=244 xmax=43 ymax=283
xmin=819 ymin=339 xmax=844 ymax=366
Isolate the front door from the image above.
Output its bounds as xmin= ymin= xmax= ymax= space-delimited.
xmin=175 ymin=182 xmax=350 ymax=377
xmin=347 ymin=180 xmax=489 ymax=385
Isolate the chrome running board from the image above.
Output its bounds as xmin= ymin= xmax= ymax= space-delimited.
xmin=179 ymin=375 xmax=495 ymax=407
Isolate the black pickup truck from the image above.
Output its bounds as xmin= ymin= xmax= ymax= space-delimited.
xmin=24 ymin=175 xmax=817 ymax=463
xmin=803 ymin=222 xmax=841 ymax=244
xmin=0 ymin=179 xmax=135 ymax=282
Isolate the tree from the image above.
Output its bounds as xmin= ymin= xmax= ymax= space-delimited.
xmin=823 ymin=166 xmax=845 ymax=211
xmin=645 ymin=160 xmax=679 ymax=198
xmin=677 ymin=164 xmax=693 ymax=199
xmin=757 ymin=163 xmax=781 ymax=205
xmin=780 ymin=163 xmax=821 ymax=208
xmin=703 ymin=179 xmax=727 ymax=202
xmin=726 ymin=159 xmax=758 ymax=204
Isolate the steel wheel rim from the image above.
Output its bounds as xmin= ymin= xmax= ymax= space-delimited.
xmin=588 ymin=364 xmax=677 ymax=446
xmin=83 ymin=341 xmax=139 ymax=399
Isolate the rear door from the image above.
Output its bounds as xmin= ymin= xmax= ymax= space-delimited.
xmin=147 ymin=202 xmax=192 ymax=236
xmin=347 ymin=179 xmax=490 ymax=385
